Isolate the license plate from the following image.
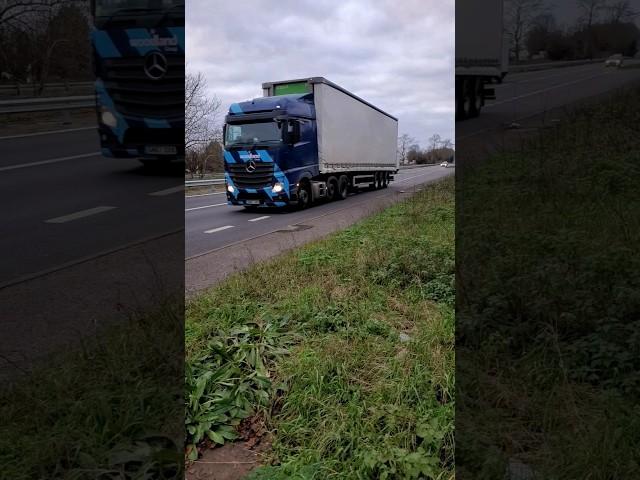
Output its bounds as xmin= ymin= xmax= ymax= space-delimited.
xmin=144 ymin=145 xmax=177 ymax=155
xmin=245 ymin=200 xmax=260 ymax=205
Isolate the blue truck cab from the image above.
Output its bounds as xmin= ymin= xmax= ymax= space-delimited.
xmin=90 ymin=0 xmax=185 ymax=165
xmin=223 ymin=77 xmax=399 ymax=209
xmin=224 ymin=93 xmax=318 ymax=208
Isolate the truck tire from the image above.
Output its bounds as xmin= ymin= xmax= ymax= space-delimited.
xmin=455 ymin=77 xmax=467 ymax=121
xmin=382 ymin=172 xmax=388 ymax=188
xmin=326 ymin=176 xmax=338 ymax=200
xmin=337 ymin=175 xmax=349 ymax=200
xmin=297 ymin=180 xmax=312 ymax=210
xmin=468 ymin=78 xmax=483 ymax=118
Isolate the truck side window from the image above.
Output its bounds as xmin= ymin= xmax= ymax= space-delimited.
xmin=287 ymin=120 xmax=300 ymax=144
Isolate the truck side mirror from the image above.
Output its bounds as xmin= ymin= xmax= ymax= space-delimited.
xmin=222 ymin=124 xmax=227 ymax=145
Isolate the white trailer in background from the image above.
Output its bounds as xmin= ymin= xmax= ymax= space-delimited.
xmin=456 ymin=0 xmax=506 ymax=120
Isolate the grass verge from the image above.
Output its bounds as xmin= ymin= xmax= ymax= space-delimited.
xmin=0 ymin=302 xmax=184 ymax=480
xmin=186 ymin=177 xmax=455 ymax=479
xmin=457 ymin=86 xmax=640 ymax=478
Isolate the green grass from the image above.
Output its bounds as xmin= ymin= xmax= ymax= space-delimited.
xmin=457 ymin=86 xmax=640 ymax=479
xmin=186 ymin=178 xmax=455 ymax=479
xmin=0 ymin=303 xmax=184 ymax=480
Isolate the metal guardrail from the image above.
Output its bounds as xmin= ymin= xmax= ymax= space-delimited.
xmin=0 ymin=95 xmax=95 ymax=113
xmin=185 ymin=178 xmax=225 ymax=187
xmin=0 ymin=81 xmax=93 ymax=94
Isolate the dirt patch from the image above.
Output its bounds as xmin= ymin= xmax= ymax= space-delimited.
xmin=187 ymin=415 xmax=271 ymax=480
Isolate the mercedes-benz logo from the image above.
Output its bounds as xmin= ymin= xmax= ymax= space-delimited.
xmin=144 ymin=51 xmax=168 ymax=80
xmin=246 ymin=160 xmax=257 ymax=173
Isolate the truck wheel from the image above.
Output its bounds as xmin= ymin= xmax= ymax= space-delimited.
xmin=382 ymin=172 xmax=388 ymax=188
xmin=468 ymin=78 xmax=482 ymax=118
xmin=326 ymin=176 xmax=338 ymax=200
xmin=297 ymin=181 xmax=312 ymax=210
xmin=376 ymin=172 xmax=384 ymax=189
xmin=336 ymin=175 xmax=349 ymax=200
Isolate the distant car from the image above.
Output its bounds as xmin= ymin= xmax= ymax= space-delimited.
xmin=605 ymin=54 xmax=624 ymax=68
xmin=440 ymin=161 xmax=449 ymax=168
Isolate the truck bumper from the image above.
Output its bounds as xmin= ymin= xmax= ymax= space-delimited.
xmin=226 ymin=187 xmax=294 ymax=207
xmin=97 ymin=123 xmax=185 ymax=161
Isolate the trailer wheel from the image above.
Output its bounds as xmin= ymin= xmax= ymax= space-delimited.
xmin=369 ymin=172 xmax=378 ymax=190
xmin=297 ymin=180 xmax=312 ymax=210
xmin=326 ymin=176 xmax=338 ymax=200
xmin=469 ymin=78 xmax=483 ymax=118
xmin=377 ymin=171 xmax=384 ymax=189
xmin=381 ymin=172 xmax=388 ymax=188
xmin=337 ymin=175 xmax=349 ymax=200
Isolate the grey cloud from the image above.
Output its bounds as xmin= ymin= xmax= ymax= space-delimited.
xmin=187 ymin=0 xmax=454 ymax=147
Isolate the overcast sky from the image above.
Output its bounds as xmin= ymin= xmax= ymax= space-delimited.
xmin=186 ymin=0 xmax=454 ymax=148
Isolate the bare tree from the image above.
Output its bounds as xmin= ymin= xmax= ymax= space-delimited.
xmin=428 ymin=133 xmax=442 ymax=152
xmin=185 ymin=70 xmax=221 ymax=153
xmin=397 ymin=133 xmax=415 ymax=165
xmin=606 ymin=0 xmax=637 ymax=23
xmin=576 ymin=0 xmax=608 ymax=57
xmin=505 ymin=0 xmax=546 ymax=61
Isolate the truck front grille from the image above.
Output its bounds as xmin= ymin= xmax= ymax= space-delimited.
xmin=227 ymin=163 xmax=274 ymax=189
xmin=101 ymin=56 xmax=184 ymax=118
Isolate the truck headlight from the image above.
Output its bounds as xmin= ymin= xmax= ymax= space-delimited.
xmin=272 ymin=182 xmax=284 ymax=193
xmin=227 ymin=184 xmax=235 ymax=193
xmin=101 ymin=109 xmax=117 ymax=128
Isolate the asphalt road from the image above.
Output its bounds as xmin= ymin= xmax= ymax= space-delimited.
xmin=185 ymin=165 xmax=453 ymax=259
xmin=457 ymin=61 xmax=640 ymax=140
xmin=0 ymin=126 xmax=184 ymax=286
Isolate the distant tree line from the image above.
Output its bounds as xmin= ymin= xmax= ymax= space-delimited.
xmin=397 ymin=133 xmax=454 ymax=165
xmin=0 ymin=1 xmax=92 ymax=93
xmin=506 ymin=0 xmax=639 ymax=62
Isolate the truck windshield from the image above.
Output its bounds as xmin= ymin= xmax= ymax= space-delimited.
xmin=93 ymin=0 xmax=184 ymax=23
xmin=225 ymin=122 xmax=282 ymax=146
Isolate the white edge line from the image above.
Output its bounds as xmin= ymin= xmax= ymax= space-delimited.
xmin=204 ymin=225 xmax=234 ymax=234
xmin=185 ymin=202 xmax=227 ymax=212
xmin=0 ymin=126 xmax=95 ymax=141
xmin=0 ymin=152 xmax=101 ymax=172
xmin=248 ymin=216 xmax=270 ymax=222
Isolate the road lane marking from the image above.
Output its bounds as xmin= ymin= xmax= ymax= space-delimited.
xmin=149 ymin=185 xmax=184 ymax=196
xmin=45 ymin=206 xmax=116 ymax=224
xmin=0 ymin=126 xmax=95 ymax=141
xmin=186 ymin=192 xmax=225 ymax=198
xmin=486 ymin=72 xmax=607 ymax=107
xmin=248 ymin=216 xmax=270 ymax=222
xmin=0 ymin=152 xmax=101 ymax=172
xmin=186 ymin=203 xmax=227 ymax=212
xmin=397 ymin=170 xmax=444 ymax=183
xmin=204 ymin=225 xmax=234 ymax=234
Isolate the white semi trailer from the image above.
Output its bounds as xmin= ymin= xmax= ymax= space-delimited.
xmin=456 ymin=0 xmax=507 ymax=120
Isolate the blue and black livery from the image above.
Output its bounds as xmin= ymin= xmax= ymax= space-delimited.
xmin=224 ymin=94 xmax=320 ymax=208
xmin=90 ymin=1 xmax=184 ymax=162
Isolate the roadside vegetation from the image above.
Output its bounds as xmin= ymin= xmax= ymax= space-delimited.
xmin=0 ymin=303 xmax=184 ymax=480
xmin=457 ymin=86 xmax=640 ymax=478
xmin=186 ymin=178 xmax=455 ymax=479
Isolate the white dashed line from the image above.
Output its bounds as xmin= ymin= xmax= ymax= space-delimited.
xmin=204 ymin=225 xmax=234 ymax=234
xmin=248 ymin=216 xmax=270 ymax=222
xmin=45 ymin=206 xmax=116 ymax=224
xmin=186 ymin=203 xmax=227 ymax=212
xmin=149 ymin=185 xmax=184 ymax=196
xmin=0 ymin=152 xmax=101 ymax=172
